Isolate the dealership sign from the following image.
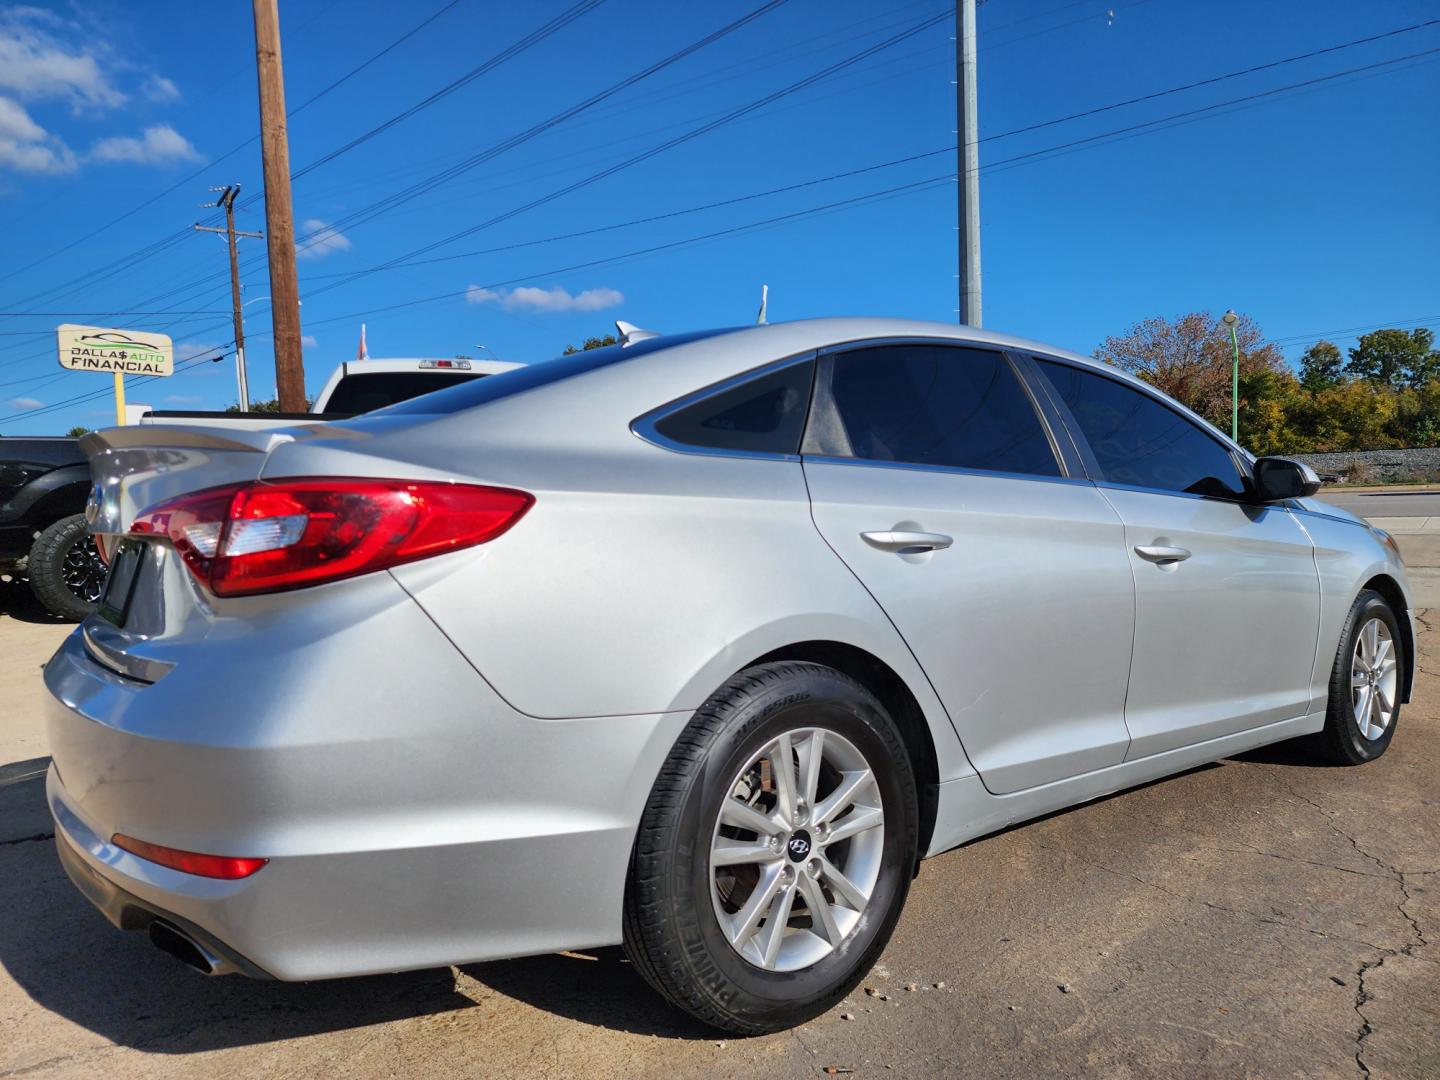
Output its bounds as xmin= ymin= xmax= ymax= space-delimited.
xmin=56 ymin=324 xmax=174 ymax=376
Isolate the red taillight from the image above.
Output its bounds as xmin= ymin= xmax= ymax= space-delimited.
xmin=130 ymin=478 xmax=532 ymax=597
xmin=112 ymin=834 xmax=268 ymax=879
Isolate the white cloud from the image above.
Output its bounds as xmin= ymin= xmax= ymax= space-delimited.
xmin=0 ymin=94 xmax=76 ymax=174
xmin=142 ymin=75 xmax=179 ymax=103
xmin=296 ymin=219 xmax=351 ymax=259
xmin=164 ymin=394 xmax=201 ymax=404
xmin=89 ymin=124 xmax=198 ymax=165
xmin=0 ymin=8 xmax=125 ymax=111
xmin=466 ymin=284 xmax=624 ymax=314
xmin=301 ymin=335 xmax=318 ymax=348
xmin=175 ymin=341 xmax=224 ymax=364
xmin=9 ymin=396 xmax=44 ymax=409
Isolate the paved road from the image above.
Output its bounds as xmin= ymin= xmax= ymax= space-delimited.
xmin=1 ymin=581 xmax=1436 ymax=1078
xmin=1318 ymin=489 xmax=1440 ymax=525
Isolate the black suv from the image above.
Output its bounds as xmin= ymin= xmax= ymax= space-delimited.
xmin=0 ymin=436 xmax=103 ymax=620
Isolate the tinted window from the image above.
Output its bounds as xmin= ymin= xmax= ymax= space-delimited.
xmin=653 ymin=360 xmax=814 ymax=455
xmin=815 ymin=345 xmax=1060 ymax=476
xmin=323 ymin=371 xmax=485 ymax=414
xmin=1036 ymin=359 xmax=1244 ymax=499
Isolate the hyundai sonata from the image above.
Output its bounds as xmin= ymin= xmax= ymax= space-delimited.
xmin=46 ymin=318 xmax=1412 ymax=1033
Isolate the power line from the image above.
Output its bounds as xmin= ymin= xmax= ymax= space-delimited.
xmin=302 ymin=8 xmax=951 ymax=296
xmin=267 ymin=47 xmax=1440 ymax=333
xmin=287 ymin=0 xmax=609 ymax=184
xmin=287 ymin=0 xmax=801 ymax=256
xmin=298 ymin=24 xmax=1440 ymax=291
xmin=38 ymin=0 xmax=801 ymax=325
xmin=0 ymin=0 xmax=468 ymax=305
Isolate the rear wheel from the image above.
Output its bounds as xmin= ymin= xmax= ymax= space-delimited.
xmin=27 ymin=514 xmax=105 ymax=621
xmin=1312 ymin=589 xmax=1402 ymax=765
xmin=623 ymin=661 xmax=918 ymax=1033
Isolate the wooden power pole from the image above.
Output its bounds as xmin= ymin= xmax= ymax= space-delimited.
xmin=195 ymin=184 xmax=262 ymax=410
xmin=252 ymin=0 xmax=306 ymax=410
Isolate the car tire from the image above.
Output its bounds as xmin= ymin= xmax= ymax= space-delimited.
xmin=623 ymin=661 xmax=919 ymax=1034
xmin=1312 ymin=589 xmax=1403 ymax=765
xmin=27 ymin=514 xmax=105 ymax=622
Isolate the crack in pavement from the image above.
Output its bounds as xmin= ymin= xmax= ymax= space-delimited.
xmin=0 ymin=831 xmax=54 ymax=847
xmin=1277 ymin=782 xmax=1433 ymax=1076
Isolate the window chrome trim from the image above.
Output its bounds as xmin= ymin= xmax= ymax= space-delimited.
xmin=801 ymin=453 xmax=1097 ymax=488
xmin=629 ymin=350 xmax=817 ymax=462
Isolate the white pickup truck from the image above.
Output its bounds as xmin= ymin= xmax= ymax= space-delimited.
xmin=133 ymin=356 xmax=523 ymax=429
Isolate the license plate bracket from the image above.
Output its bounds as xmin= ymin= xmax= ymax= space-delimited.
xmin=96 ymin=540 xmax=143 ymax=626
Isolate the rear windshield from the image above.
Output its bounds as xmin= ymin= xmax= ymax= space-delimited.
xmin=377 ymin=330 xmax=736 ymax=416
xmin=324 ymin=371 xmax=485 ymax=414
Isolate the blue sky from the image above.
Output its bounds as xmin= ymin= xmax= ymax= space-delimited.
xmin=0 ymin=0 xmax=1436 ymax=433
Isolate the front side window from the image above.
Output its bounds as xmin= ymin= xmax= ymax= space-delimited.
xmin=811 ymin=344 xmax=1061 ymax=477
xmin=1035 ymin=358 xmax=1245 ymax=500
xmin=651 ymin=359 xmax=815 ymax=455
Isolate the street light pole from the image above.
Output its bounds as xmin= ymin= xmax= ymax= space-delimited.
xmin=1222 ymin=309 xmax=1240 ymax=442
xmin=956 ymin=0 xmax=981 ymax=326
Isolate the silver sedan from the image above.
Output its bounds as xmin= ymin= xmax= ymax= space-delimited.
xmin=45 ymin=318 xmax=1412 ymax=1033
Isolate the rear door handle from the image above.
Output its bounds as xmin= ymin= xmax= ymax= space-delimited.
xmin=1134 ymin=544 xmax=1192 ymax=564
xmin=861 ymin=530 xmax=954 ymax=554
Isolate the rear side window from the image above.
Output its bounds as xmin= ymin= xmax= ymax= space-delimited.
xmin=1035 ymin=358 xmax=1245 ymax=500
xmin=652 ymin=360 xmax=815 ymax=455
xmin=323 ymin=371 xmax=485 ymax=414
xmin=811 ymin=344 xmax=1060 ymax=477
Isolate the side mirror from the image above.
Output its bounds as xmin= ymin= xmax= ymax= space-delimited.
xmin=1252 ymin=456 xmax=1321 ymax=502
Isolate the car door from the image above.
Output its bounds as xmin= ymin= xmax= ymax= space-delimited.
xmin=802 ymin=341 xmax=1137 ymax=794
xmin=1032 ymin=357 xmax=1321 ymax=759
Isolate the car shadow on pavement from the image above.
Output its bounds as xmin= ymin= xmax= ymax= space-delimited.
xmin=1228 ymin=739 xmax=1342 ymax=767
xmin=462 ymin=950 xmax=718 ymax=1040
xmin=0 ymin=771 xmax=711 ymax=1053
xmin=0 ymin=577 xmax=70 ymax=626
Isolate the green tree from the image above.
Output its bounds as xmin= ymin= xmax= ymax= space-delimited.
xmin=226 ymin=396 xmax=313 ymax=413
xmin=562 ymin=334 xmax=618 ymax=355
xmin=1237 ymin=367 xmax=1306 ymax=455
xmin=65 ymin=425 xmax=91 ymax=437
xmin=1298 ymin=340 xmax=1344 ymax=394
xmin=1345 ymin=327 xmax=1440 ymax=388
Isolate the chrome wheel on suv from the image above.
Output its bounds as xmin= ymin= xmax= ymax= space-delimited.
xmin=710 ymin=728 xmax=885 ymax=972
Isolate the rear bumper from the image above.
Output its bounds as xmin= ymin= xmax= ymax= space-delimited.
xmin=43 ymin=591 xmax=688 ymax=980
xmin=50 ymin=784 xmax=272 ymax=979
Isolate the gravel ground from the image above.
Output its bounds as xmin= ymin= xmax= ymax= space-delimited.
xmin=1 ymin=579 xmax=1435 ymax=1079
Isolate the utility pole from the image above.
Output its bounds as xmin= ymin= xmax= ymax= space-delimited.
xmin=252 ymin=0 xmax=306 ymax=411
xmin=956 ymin=0 xmax=981 ymax=327
xmin=195 ymin=185 xmax=262 ymax=411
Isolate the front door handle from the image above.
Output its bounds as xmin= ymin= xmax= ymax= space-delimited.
xmin=1134 ymin=544 xmax=1192 ymax=564
xmin=861 ymin=530 xmax=954 ymax=554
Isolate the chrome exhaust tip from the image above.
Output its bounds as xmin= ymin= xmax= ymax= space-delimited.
xmin=147 ymin=920 xmax=234 ymax=976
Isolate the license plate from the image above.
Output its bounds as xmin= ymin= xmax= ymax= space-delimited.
xmin=96 ymin=540 xmax=143 ymax=626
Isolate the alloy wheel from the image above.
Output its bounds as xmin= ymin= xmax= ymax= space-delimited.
xmin=61 ymin=534 xmax=107 ymax=604
xmin=709 ymin=727 xmax=885 ymax=972
xmin=1351 ymin=617 xmax=1398 ymax=741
